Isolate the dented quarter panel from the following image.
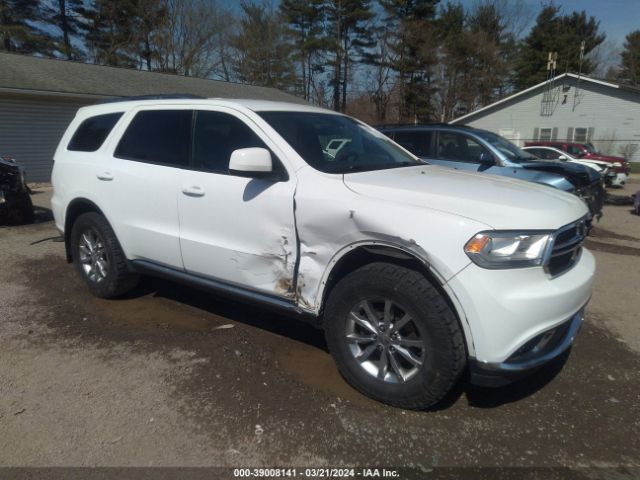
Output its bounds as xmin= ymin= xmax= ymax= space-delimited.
xmin=292 ymin=166 xmax=489 ymax=316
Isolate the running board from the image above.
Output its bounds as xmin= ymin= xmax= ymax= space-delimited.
xmin=131 ymin=260 xmax=317 ymax=321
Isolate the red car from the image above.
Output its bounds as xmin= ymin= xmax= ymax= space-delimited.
xmin=525 ymin=141 xmax=631 ymax=180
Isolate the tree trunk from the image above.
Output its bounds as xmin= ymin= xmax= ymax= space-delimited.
xmin=341 ymin=32 xmax=348 ymax=112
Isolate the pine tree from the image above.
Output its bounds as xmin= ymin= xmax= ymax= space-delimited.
xmin=380 ymin=0 xmax=440 ymax=122
xmin=1 ymin=0 xmax=50 ymax=53
xmin=618 ymin=30 xmax=640 ymax=87
xmin=82 ymin=0 xmax=139 ymax=67
xmin=41 ymin=0 xmax=88 ymax=60
xmin=325 ymin=0 xmax=375 ymax=112
xmin=514 ymin=5 xmax=605 ymax=90
xmin=280 ymin=0 xmax=326 ymax=101
xmin=232 ymin=1 xmax=295 ymax=90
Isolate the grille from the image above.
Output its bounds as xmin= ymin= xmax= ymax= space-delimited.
xmin=545 ymin=217 xmax=590 ymax=276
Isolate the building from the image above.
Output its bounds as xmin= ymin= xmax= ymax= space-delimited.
xmin=0 ymin=52 xmax=304 ymax=182
xmin=451 ymin=73 xmax=640 ymax=163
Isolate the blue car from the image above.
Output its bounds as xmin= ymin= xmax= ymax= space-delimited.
xmin=378 ymin=124 xmax=604 ymax=219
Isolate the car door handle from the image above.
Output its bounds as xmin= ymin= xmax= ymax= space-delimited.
xmin=182 ymin=186 xmax=205 ymax=197
xmin=96 ymin=172 xmax=114 ymax=181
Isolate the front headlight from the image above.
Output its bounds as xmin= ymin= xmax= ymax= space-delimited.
xmin=464 ymin=231 xmax=553 ymax=269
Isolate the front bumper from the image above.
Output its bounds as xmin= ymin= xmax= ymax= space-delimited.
xmin=610 ymin=173 xmax=628 ymax=187
xmin=577 ymin=181 xmax=604 ymax=220
xmin=469 ymin=306 xmax=584 ymax=387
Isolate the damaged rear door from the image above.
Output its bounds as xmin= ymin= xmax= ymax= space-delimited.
xmin=177 ymin=109 xmax=298 ymax=298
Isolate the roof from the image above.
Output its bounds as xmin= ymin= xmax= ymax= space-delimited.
xmin=0 ymin=52 xmax=306 ymax=104
xmin=450 ymin=72 xmax=640 ymax=124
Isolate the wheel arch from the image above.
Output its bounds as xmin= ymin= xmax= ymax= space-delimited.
xmin=314 ymin=242 xmax=475 ymax=357
xmin=63 ymin=198 xmax=107 ymax=263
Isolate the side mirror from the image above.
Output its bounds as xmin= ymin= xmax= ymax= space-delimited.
xmin=558 ymin=155 xmax=567 ymax=160
xmin=479 ymin=152 xmax=494 ymax=165
xmin=229 ymin=147 xmax=273 ymax=177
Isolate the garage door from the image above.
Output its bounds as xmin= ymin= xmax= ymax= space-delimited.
xmin=0 ymin=94 xmax=91 ymax=182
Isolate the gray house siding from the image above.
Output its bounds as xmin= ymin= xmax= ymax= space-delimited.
xmin=452 ymin=76 xmax=640 ymax=163
xmin=0 ymin=93 xmax=90 ymax=182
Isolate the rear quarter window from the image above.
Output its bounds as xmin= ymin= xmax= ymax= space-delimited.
xmin=67 ymin=112 xmax=123 ymax=152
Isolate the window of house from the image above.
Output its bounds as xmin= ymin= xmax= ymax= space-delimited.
xmin=574 ymin=127 xmax=588 ymax=142
xmin=539 ymin=128 xmax=553 ymax=141
xmin=68 ymin=112 xmax=123 ymax=152
xmin=115 ymin=110 xmax=192 ymax=167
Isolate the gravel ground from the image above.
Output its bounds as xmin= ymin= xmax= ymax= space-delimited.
xmin=0 ymin=180 xmax=639 ymax=475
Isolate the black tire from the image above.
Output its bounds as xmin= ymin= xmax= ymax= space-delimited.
xmin=323 ymin=262 xmax=466 ymax=410
xmin=70 ymin=212 xmax=139 ymax=298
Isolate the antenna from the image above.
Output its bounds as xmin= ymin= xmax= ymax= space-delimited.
xmin=573 ymin=40 xmax=586 ymax=111
xmin=541 ymin=51 xmax=558 ymax=116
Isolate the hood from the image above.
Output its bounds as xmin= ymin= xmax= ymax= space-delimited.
xmin=518 ymin=159 xmax=600 ymax=186
xmin=583 ymin=153 xmax=626 ymax=163
xmin=343 ymin=165 xmax=588 ymax=230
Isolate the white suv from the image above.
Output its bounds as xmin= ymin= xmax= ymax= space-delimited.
xmin=52 ymin=97 xmax=595 ymax=409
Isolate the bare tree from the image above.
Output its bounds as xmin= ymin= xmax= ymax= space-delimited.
xmin=365 ymin=28 xmax=396 ymax=123
xmin=155 ymin=0 xmax=236 ymax=78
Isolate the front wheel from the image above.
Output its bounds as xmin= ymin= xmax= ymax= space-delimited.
xmin=323 ymin=262 xmax=466 ymax=410
xmin=70 ymin=212 xmax=139 ymax=298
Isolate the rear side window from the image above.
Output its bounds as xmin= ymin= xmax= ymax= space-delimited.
xmin=67 ymin=112 xmax=123 ymax=152
xmin=393 ymin=130 xmax=433 ymax=157
xmin=115 ymin=110 xmax=192 ymax=167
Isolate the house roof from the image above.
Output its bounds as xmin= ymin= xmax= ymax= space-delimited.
xmin=0 ymin=52 xmax=305 ymax=104
xmin=450 ymin=72 xmax=640 ymax=124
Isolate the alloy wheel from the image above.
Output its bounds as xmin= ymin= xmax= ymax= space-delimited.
xmin=345 ymin=299 xmax=426 ymax=383
xmin=78 ymin=228 xmax=109 ymax=283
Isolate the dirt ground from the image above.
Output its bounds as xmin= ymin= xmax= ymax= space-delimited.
xmin=0 ymin=179 xmax=639 ymax=475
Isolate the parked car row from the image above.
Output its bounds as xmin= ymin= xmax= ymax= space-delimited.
xmin=51 ymin=97 xmax=595 ymax=410
xmin=523 ymin=141 xmax=629 ymax=187
xmin=377 ymin=124 xmax=606 ymax=220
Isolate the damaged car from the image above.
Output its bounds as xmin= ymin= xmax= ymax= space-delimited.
xmin=0 ymin=155 xmax=34 ymax=225
xmin=379 ymin=124 xmax=605 ymax=220
xmin=52 ymin=98 xmax=594 ymax=409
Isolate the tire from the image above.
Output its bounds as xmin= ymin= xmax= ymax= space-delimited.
xmin=70 ymin=212 xmax=139 ymax=298
xmin=323 ymin=262 xmax=466 ymax=410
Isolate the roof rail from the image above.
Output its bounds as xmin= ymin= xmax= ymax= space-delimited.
xmin=98 ymin=94 xmax=206 ymax=104
xmin=375 ymin=122 xmax=473 ymax=129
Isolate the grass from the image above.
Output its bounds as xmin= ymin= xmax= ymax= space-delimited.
xmin=631 ymin=162 xmax=640 ymax=175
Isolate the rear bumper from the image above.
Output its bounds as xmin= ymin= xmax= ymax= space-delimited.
xmin=469 ymin=306 xmax=584 ymax=387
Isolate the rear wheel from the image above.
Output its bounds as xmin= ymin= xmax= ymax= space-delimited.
xmin=324 ymin=262 xmax=466 ymax=410
xmin=70 ymin=212 xmax=139 ymax=298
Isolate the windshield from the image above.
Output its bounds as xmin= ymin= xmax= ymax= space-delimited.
xmin=585 ymin=143 xmax=598 ymax=154
xmin=474 ymin=131 xmax=538 ymax=162
xmin=258 ymin=111 xmax=422 ymax=173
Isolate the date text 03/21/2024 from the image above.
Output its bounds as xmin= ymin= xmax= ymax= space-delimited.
xmin=233 ymin=468 xmax=400 ymax=478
